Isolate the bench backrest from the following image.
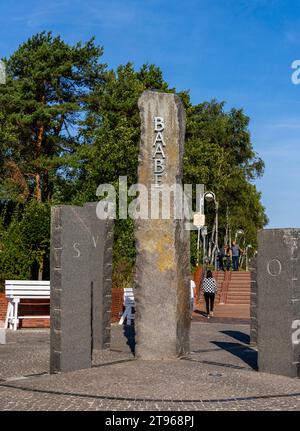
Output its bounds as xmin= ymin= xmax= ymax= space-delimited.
xmin=5 ymin=280 xmax=50 ymax=299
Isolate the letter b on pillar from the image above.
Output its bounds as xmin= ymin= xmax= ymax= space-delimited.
xmin=154 ymin=116 xmax=164 ymax=132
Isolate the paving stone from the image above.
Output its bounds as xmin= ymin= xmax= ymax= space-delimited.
xmin=1 ymin=322 xmax=300 ymax=410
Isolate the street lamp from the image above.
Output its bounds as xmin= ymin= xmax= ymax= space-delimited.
xmin=203 ymin=191 xmax=219 ymax=270
xmin=235 ymin=229 xmax=244 ymax=242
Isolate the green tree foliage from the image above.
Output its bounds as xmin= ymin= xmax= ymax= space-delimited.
xmin=74 ymin=63 xmax=170 ymax=198
xmin=0 ymin=200 xmax=50 ymax=288
xmin=0 ymin=31 xmax=105 ymax=204
xmin=0 ymin=32 xmax=267 ymax=284
xmin=184 ymin=100 xmax=267 ymax=265
xmin=73 ymin=63 xmax=172 ymax=276
xmin=0 ymin=32 xmax=105 ymax=279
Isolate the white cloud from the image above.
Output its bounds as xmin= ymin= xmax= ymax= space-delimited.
xmin=266 ymin=121 xmax=300 ymax=129
xmin=7 ymin=0 xmax=137 ymax=30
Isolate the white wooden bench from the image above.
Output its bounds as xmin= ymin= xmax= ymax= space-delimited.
xmin=119 ymin=288 xmax=135 ymax=325
xmin=4 ymin=280 xmax=50 ymax=331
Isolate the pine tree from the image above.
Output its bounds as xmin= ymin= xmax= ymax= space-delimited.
xmin=0 ymin=32 xmax=106 ymax=203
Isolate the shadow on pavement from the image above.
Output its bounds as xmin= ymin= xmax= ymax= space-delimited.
xmin=192 ymin=310 xmax=250 ymax=324
xmin=220 ymin=330 xmax=250 ymax=345
xmin=211 ymin=341 xmax=258 ymax=370
xmin=194 ymin=309 xmax=207 ymax=317
xmin=122 ymin=324 xmax=136 ymax=356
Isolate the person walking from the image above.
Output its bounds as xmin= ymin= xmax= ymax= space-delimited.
xmin=231 ymin=241 xmax=242 ymax=271
xmin=202 ymin=270 xmax=218 ymax=318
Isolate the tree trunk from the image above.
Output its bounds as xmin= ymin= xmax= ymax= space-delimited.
xmin=225 ymin=205 xmax=229 ymax=245
xmin=43 ymin=169 xmax=49 ymax=201
xmin=35 ymin=125 xmax=44 ymax=202
xmin=35 ymin=172 xmax=42 ymax=202
xmin=35 ymin=115 xmax=45 ymax=275
xmin=5 ymin=160 xmax=29 ymax=202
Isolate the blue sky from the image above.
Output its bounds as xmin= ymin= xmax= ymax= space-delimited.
xmin=1 ymin=0 xmax=300 ymax=227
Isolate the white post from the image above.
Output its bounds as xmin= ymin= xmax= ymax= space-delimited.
xmin=13 ymin=298 xmax=20 ymax=331
xmin=9 ymin=300 xmax=14 ymax=330
xmin=196 ymin=227 xmax=201 ymax=266
xmin=4 ymin=301 xmax=12 ymax=329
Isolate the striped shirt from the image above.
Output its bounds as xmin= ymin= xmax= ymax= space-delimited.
xmin=202 ymin=277 xmax=218 ymax=294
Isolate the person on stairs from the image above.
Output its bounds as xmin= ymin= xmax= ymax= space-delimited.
xmin=202 ymin=270 xmax=218 ymax=318
xmin=231 ymin=241 xmax=243 ymax=271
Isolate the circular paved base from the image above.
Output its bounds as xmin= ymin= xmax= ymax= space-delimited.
xmin=1 ymin=323 xmax=300 ymax=410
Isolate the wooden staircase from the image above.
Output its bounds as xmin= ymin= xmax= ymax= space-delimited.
xmin=212 ymin=271 xmax=225 ymax=304
xmin=210 ymin=271 xmax=251 ymax=305
xmin=224 ymin=271 xmax=251 ymax=305
xmin=195 ymin=270 xmax=251 ymax=319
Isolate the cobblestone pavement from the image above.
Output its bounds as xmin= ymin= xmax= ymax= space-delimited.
xmin=1 ymin=322 xmax=300 ymax=411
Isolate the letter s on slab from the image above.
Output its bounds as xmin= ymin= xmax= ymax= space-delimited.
xmin=73 ymin=243 xmax=81 ymax=258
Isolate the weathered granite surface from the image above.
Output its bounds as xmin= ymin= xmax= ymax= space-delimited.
xmin=135 ymin=90 xmax=191 ymax=360
xmin=249 ymin=257 xmax=258 ymax=346
xmin=50 ymin=203 xmax=113 ymax=373
xmin=257 ymin=229 xmax=300 ymax=377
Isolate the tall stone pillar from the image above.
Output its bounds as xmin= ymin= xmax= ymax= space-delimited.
xmin=50 ymin=203 xmax=113 ymax=373
xmin=257 ymin=229 xmax=300 ymax=377
xmin=135 ymin=90 xmax=190 ymax=360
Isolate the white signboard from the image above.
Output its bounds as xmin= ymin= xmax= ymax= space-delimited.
xmin=193 ymin=213 xmax=205 ymax=228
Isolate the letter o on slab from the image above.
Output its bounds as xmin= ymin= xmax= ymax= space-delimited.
xmin=267 ymin=259 xmax=282 ymax=277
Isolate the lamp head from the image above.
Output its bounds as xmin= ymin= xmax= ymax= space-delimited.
xmin=204 ymin=192 xmax=215 ymax=202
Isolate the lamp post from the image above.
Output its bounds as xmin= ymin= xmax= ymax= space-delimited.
xmin=196 ymin=226 xmax=201 ymax=267
xmin=234 ymin=229 xmax=244 ymax=264
xmin=204 ymin=191 xmax=219 ymax=270
xmin=201 ymin=225 xmax=208 ymax=265
xmin=194 ymin=212 xmax=205 ymax=267
xmin=245 ymin=244 xmax=252 ymax=271
xmin=235 ymin=228 xmax=244 ymax=242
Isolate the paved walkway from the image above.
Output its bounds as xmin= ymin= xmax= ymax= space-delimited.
xmin=0 ymin=322 xmax=300 ymax=411
xmin=193 ymin=303 xmax=250 ymax=322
